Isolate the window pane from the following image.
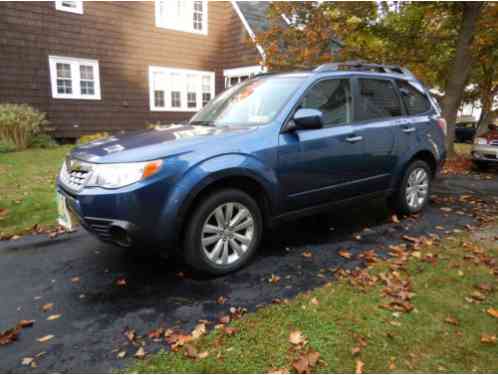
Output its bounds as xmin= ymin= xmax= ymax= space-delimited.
xmin=202 ymin=76 xmax=211 ymax=92
xmin=57 ymin=79 xmax=72 ymax=94
xmin=171 ymin=91 xmax=181 ymax=107
xmin=56 ymin=63 xmax=71 ymax=79
xmin=80 ymin=65 xmax=94 ymax=80
xmin=188 ymin=92 xmax=197 ymax=108
xmin=202 ymin=93 xmax=211 ymax=106
xmin=397 ymin=80 xmax=430 ymax=115
xmin=193 ymin=1 xmax=203 ymax=30
xmin=301 ymin=79 xmax=352 ymax=127
xmin=357 ymin=79 xmax=402 ymax=121
xmin=155 ymin=91 xmax=165 ymax=107
xmin=81 ymin=81 xmax=95 ymax=95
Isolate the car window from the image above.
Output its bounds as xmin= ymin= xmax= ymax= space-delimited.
xmin=397 ymin=80 xmax=431 ymax=115
xmin=300 ymin=79 xmax=352 ymax=127
xmin=357 ymin=78 xmax=402 ymax=121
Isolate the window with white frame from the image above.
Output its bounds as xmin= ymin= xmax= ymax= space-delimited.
xmin=49 ymin=56 xmax=101 ymax=100
xmin=224 ymin=65 xmax=263 ymax=89
xmin=149 ymin=66 xmax=215 ymax=112
xmin=55 ymin=0 xmax=83 ymax=14
xmin=155 ymin=0 xmax=207 ymax=35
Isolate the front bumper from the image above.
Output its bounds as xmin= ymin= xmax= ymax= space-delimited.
xmin=56 ymin=176 xmax=177 ymax=251
xmin=471 ymin=144 xmax=498 ymax=162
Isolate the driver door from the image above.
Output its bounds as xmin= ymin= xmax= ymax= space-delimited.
xmin=277 ymin=78 xmax=369 ymax=212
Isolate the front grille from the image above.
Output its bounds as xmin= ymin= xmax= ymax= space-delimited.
xmin=83 ymin=217 xmax=112 ymax=240
xmin=60 ymin=158 xmax=93 ymax=192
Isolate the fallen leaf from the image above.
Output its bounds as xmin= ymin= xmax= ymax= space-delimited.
xmin=191 ymin=323 xmax=206 ymax=340
xmin=47 ymin=314 xmax=61 ymax=321
xmin=223 ymin=326 xmax=240 ymax=336
xmin=0 ymin=326 xmax=21 ymax=345
xmin=445 ymin=316 xmax=459 ymax=326
xmin=117 ymin=351 xmax=127 ymax=359
xmin=116 ymin=278 xmax=127 ymax=287
xmin=71 ymin=277 xmax=80 ymax=283
xmin=197 ymin=351 xmax=209 ymax=359
xmin=289 ymin=330 xmax=306 ymax=346
xmin=124 ymin=328 xmax=136 ymax=342
xmin=480 ymin=334 xmax=497 ymax=344
xmin=217 ymin=296 xmax=226 ymax=304
xmin=292 ymin=350 xmax=320 ymax=374
xmin=351 ymin=346 xmax=361 ymax=356
xmin=37 ymin=335 xmax=54 ymax=343
xmin=41 ymin=303 xmax=54 ymax=312
xmin=302 ymin=251 xmax=312 ymax=258
xmin=134 ymin=347 xmax=146 ymax=359
xmin=440 ymin=207 xmax=453 ymax=212
xmin=402 ymin=235 xmax=419 ymax=244
xmin=391 ymin=214 xmax=400 ymax=224
xmin=19 ymin=320 xmax=34 ymax=328
xmin=487 ymin=308 xmax=498 ymax=319
xmin=411 ymin=251 xmax=422 ymax=259
xmin=267 ymin=368 xmax=289 ymax=374
xmin=310 ymin=297 xmax=319 ymax=306
xmin=268 ymin=274 xmax=281 ymax=284
xmin=355 ymin=359 xmax=364 ymax=374
xmin=339 ymin=249 xmax=352 ymax=259
xmin=219 ymin=315 xmax=230 ymax=324
xmin=21 ymin=357 xmax=34 ymax=366
xmin=184 ymin=344 xmax=198 ymax=359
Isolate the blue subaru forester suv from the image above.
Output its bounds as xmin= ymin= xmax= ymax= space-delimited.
xmin=56 ymin=62 xmax=447 ymax=274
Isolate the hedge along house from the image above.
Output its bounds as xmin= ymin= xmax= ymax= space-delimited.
xmin=0 ymin=1 xmax=270 ymax=140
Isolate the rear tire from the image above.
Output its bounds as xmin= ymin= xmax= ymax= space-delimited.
xmin=390 ymin=160 xmax=432 ymax=216
xmin=183 ymin=189 xmax=263 ymax=275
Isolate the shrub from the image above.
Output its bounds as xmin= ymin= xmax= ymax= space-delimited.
xmin=0 ymin=140 xmax=16 ymax=153
xmin=77 ymin=132 xmax=110 ymax=145
xmin=29 ymin=133 xmax=58 ymax=149
xmin=0 ymin=103 xmax=48 ymax=150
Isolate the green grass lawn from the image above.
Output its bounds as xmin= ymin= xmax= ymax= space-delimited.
xmin=130 ymin=226 xmax=498 ymax=373
xmin=0 ymin=146 xmax=72 ymax=238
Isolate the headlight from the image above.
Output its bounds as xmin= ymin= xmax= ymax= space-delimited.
xmin=474 ymin=137 xmax=487 ymax=145
xmin=86 ymin=160 xmax=163 ymax=189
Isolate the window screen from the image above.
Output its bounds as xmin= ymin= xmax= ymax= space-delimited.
xmin=357 ymin=79 xmax=402 ymax=121
xmin=397 ymin=80 xmax=431 ymax=115
xmin=300 ymin=79 xmax=352 ymax=127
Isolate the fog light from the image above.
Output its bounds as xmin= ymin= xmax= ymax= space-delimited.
xmin=110 ymin=226 xmax=132 ymax=247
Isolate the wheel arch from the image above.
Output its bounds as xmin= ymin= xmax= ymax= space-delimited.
xmin=390 ymin=149 xmax=437 ymax=191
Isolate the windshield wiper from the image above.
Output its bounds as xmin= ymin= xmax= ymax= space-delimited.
xmin=190 ymin=120 xmax=215 ymax=126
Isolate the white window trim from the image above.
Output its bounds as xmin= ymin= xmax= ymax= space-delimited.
xmin=48 ymin=56 xmax=101 ymax=100
xmin=149 ymin=66 xmax=215 ymax=112
xmin=155 ymin=0 xmax=208 ymax=36
xmin=223 ymin=65 xmax=265 ymax=88
xmin=55 ymin=0 xmax=84 ymax=14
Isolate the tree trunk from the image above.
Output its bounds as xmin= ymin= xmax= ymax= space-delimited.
xmin=476 ymin=95 xmax=494 ymax=136
xmin=441 ymin=2 xmax=484 ymax=158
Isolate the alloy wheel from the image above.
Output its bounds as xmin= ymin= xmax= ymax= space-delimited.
xmin=405 ymin=167 xmax=429 ymax=210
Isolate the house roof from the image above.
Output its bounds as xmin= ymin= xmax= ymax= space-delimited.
xmin=234 ymin=1 xmax=271 ymax=35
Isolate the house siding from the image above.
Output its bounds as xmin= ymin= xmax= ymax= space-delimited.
xmin=0 ymin=1 xmax=259 ymax=138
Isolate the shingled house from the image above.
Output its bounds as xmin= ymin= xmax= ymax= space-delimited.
xmin=0 ymin=1 xmax=270 ymax=139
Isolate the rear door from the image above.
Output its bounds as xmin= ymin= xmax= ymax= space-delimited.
xmin=350 ymin=77 xmax=399 ymax=192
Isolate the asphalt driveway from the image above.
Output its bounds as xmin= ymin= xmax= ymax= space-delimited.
xmin=1 ymin=175 xmax=497 ymax=373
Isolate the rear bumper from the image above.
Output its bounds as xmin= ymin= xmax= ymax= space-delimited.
xmin=472 ymin=145 xmax=498 ymax=162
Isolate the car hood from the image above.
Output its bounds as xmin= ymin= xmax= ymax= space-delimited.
xmin=71 ymin=124 xmax=256 ymax=163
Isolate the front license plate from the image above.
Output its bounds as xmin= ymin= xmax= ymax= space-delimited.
xmin=56 ymin=192 xmax=78 ymax=231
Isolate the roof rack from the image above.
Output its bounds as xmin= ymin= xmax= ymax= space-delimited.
xmin=314 ymin=61 xmax=414 ymax=78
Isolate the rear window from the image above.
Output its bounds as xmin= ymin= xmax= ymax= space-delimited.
xmin=357 ymin=79 xmax=402 ymax=121
xmin=397 ymin=80 xmax=431 ymax=115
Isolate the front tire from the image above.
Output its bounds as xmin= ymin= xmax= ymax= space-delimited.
xmin=183 ymin=189 xmax=263 ymax=275
xmin=390 ymin=160 xmax=432 ymax=216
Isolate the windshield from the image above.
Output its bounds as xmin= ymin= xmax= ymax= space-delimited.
xmin=190 ymin=76 xmax=306 ymax=127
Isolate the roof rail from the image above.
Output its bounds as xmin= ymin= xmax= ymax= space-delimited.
xmin=314 ymin=61 xmax=414 ymax=78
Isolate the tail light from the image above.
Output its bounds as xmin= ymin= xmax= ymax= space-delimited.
xmin=436 ymin=118 xmax=447 ymax=136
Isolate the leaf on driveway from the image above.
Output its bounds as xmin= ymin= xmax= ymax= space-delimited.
xmin=41 ymin=303 xmax=54 ymax=312
xmin=268 ymin=274 xmax=281 ymax=284
xmin=391 ymin=214 xmax=400 ymax=224
xmin=71 ymin=277 xmax=80 ymax=283
xmin=21 ymin=357 xmax=36 ymax=367
xmin=487 ymin=308 xmax=498 ymax=319
xmin=134 ymin=347 xmax=146 ymax=359
xmin=338 ymin=249 xmax=352 ymax=259
xmin=0 ymin=326 xmax=21 ymax=345
xmin=124 ymin=328 xmax=136 ymax=342
xmin=302 ymin=251 xmax=312 ymax=258
xmin=289 ymin=330 xmax=306 ymax=346
xmin=116 ymin=278 xmax=127 ymax=287
xmin=37 ymin=334 xmax=54 ymax=343
xmin=480 ymin=334 xmax=497 ymax=344
xmin=217 ymin=296 xmax=226 ymax=305
xmin=117 ymin=350 xmax=127 ymax=359
xmin=19 ymin=320 xmax=34 ymax=328
xmin=47 ymin=314 xmax=61 ymax=321
xmin=355 ymin=359 xmax=364 ymax=374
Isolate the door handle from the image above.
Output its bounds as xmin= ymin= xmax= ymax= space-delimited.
xmin=346 ymin=135 xmax=363 ymax=143
xmin=402 ymin=127 xmax=416 ymax=134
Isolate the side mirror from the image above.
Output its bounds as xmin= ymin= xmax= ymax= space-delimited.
xmin=488 ymin=123 xmax=497 ymax=131
xmin=292 ymin=109 xmax=323 ymax=131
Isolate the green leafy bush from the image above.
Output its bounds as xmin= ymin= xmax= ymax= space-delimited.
xmin=0 ymin=104 xmax=48 ymax=150
xmin=77 ymin=132 xmax=110 ymax=145
xmin=29 ymin=133 xmax=58 ymax=149
xmin=0 ymin=140 xmax=16 ymax=153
